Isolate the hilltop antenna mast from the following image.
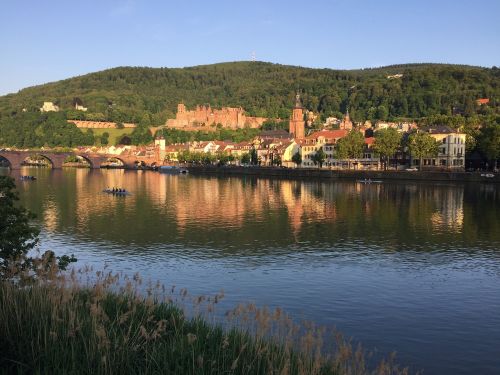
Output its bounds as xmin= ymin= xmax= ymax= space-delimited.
xmin=251 ymin=51 xmax=256 ymax=62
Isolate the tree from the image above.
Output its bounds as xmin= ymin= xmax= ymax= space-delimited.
xmin=408 ymin=132 xmax=440 ymax=170
xmin=0 ymin=176 xmax=39 ymax=277
xmin=291 ymin=151 xmax=302 ymax=167
xmin=311 ymin=148 xmax=326 ymax=168
xmin=373 ymin=128 xmax=402 ymax=170
xmin=240 ymin=153 xmax=251 ymax=165
xmin=139 ymin=114 xmax=152 ymax=127
xmin=250 ymin=148 xmax=258 ymax=165
xmin=0 ymin=176 xmax=76 ymax=279
xmin=100 ymin=132 xmax=110 ymax=145
xmin=130 ymin=126 xmax=153 ymax=145
xmin=477 ymin=124 xmax=500 ymax=170
xmin=271 ymin=154 xmax=282 ymax=166
xmin=336 ymin=130 xmax=365 ymax=159
xmin=376 ymin=105 xmax=389 ymax=120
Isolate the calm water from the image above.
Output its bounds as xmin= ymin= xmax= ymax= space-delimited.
xmin=2 ymin=167 xmax=500 ymax=375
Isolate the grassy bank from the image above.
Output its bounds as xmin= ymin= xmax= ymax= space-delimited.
xmin=91 ymin=128 xmax=134 ymax=145
xmin=0 ymin=277 xmax=408 ymax=375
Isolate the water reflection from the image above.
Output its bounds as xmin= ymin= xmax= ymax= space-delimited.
xmin=4 ymin=168 xmax=500 ymax=255
xmin=2 ymin=167 xmax=500 ymax=375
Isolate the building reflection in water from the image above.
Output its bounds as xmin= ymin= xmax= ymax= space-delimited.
xmin=430 ymin=188 xmax=464 ymax=233
xmin=43 ymin=200 xmax=59 ymax=233
xmin=37 ymin=170 xmax=477 ymax=243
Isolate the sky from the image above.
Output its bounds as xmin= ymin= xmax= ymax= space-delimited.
xmin=0 ymin=0 xmax=499 ymax=95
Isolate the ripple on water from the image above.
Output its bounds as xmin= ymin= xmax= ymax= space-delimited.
xmin=14 ymin=170 xmax=500 ymax=375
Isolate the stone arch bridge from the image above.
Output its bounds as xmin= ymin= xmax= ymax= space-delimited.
xmin=0 ymin=150 xmax=158 ymax=169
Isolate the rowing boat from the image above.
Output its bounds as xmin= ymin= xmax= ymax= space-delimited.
xmin=103 ymin=189 xmax=130 ymax=195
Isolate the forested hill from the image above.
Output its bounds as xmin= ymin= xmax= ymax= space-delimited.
xmin=1 ymin=62 xmax=498 ymax=124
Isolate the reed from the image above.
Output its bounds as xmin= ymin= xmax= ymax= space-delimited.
xmin=0 ymin=268 xmax=410 ymax=375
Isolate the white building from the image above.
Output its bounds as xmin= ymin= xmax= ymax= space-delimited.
xmin=40 ymin=102 xmax=59 ymax=112
xmin=413 ymin=126 xmax=466 ymax=169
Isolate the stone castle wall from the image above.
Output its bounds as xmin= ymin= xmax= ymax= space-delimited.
xmin=68 ymin=120 xmax=136 ymax=129
xmin=166 ymin=104 xmax=266 ymax=130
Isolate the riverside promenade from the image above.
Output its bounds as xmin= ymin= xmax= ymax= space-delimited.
xmin=187 ymin=166 xmax=500 ymax=183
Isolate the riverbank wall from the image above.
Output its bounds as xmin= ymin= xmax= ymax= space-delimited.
xmin=187 ymin=166 xmax=500 ymax=183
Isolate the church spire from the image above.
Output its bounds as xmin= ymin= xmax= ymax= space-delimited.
xmin=294 ymin=92 xmax=302 ymax=108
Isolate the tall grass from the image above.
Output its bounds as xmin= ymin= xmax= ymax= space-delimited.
xmin=0 ymin=268 xmax=410 ymax=375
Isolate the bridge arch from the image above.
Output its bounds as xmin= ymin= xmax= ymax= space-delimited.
xmin=0 ymin=154 xmax=13 ymax=169
xmin=72 ymin=154 xmax=94 ymax=168
xmin=23 ymin=153 xmax=55 ymax=168
xmin=101 ymin=156 xmax=127 ymax=168
xmin=0 ymin=151 xmax=70 ymax=169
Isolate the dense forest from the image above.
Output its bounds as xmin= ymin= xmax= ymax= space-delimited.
xmin=0 ymin=112 xmax=95 ymax=148
xmin=0 ymin=62 xmax=498 ymax=124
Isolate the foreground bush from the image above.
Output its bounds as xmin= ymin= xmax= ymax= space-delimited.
xmin=0 ymin=275 xmax=409 ymax=375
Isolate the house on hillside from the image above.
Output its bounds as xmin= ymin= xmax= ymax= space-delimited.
xmin=40 ymin=102 xmax=59 ymax=112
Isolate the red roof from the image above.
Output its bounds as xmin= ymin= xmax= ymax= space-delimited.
xmin=364 ymin=137 xmax=375 ymax=145
xmin=306 ymin=129 xmax=348 ymax=140
xmin=476 ymin=98 xmax=489 ymax=105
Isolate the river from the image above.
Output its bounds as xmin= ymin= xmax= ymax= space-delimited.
xmin=2 ymin=167 xmax=500 ymax=374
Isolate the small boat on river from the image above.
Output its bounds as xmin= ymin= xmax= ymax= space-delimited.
xmin=103 ymin=188 xmax=130 ymax=196
xmin=20 ymin=175 xmax=37 ymax=181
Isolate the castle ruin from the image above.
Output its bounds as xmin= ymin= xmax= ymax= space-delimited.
xmin=166 ymin=103 xmax=267 ymax=131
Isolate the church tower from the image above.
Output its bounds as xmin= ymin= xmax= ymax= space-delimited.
xmin=289 ymin=93 xmax=305 ymax=139
xmin=339 ymin=108 xmax=353 ymax=130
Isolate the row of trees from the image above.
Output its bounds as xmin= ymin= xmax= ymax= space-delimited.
xmin=172 ymin=150 xmax=252 ymax=166
xmin=155 ymin=127 xmax=260 ymax=145
xmin=299 ymin=128 xmax=442 ymax=170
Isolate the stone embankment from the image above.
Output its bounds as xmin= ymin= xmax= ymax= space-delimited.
xmin=187 ymin=166 xmax=500 ymax=183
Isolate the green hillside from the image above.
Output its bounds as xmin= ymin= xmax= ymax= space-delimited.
xmin=1 ymin=62 xmax=498 ymax=124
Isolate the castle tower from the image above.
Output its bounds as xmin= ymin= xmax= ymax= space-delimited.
xmin=177 ymin=103 xmax=186 ymax=114
xmin=289 ymin=93 xmax=305 ymax=139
